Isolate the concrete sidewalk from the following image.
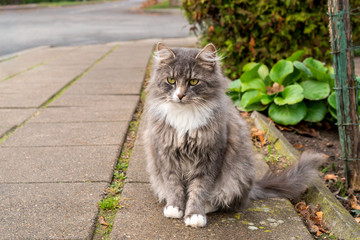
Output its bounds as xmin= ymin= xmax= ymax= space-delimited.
xmin=0 ymin=37 xmax=193 ymax=239
xmin=1 ymin=39 xmax=359 ymax=239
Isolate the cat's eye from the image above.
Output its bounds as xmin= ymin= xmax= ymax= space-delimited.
xmin=167 ymin=78 xmax=176 ymax=85
xmin=189 ymin=79 xmax=199 ymax=86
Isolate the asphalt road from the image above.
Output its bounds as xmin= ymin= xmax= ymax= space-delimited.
xmin=0 ymin=0 xmax=191 ymax=56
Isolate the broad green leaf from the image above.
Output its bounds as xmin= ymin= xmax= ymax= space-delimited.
xmin=301 ymin=80 xmax=330 ymax=100
xmin=242 ymin=63 xmax=269 ymax=80
xmin=282 ymin=68 xmax=302 ymax=86
xmin=303 ymin=58 xmax=327 ymax=72
xmin=286 ymin=50 xmax=305 ymax=62
xmin=270 ymin=60 xmax=294 ymax=85
xmin=328 ymin=91 xmax=336 ymax=109
xmin=304 ymin=100 xmax=327 ymax=122
xmin=329 ymin=106 xmax=338 ymax=119
xmin=268 ymin=102 xmax=307 ymax=125
xmin=241 ymin=78 xmax=266 ymax=92
xmin=258 ymin=64 xmax=269 ymax=80
xmin=243 ymin=102 xmax=268 ymax=111
xmin=274 ymin=85 xmax=304 ymax=105
xmin=263 ymin=75 xmax=272 ymax=86
xmin=294 ymin=61 xmax=312 ymax=77
xmin=261 ymin=94 xmax=275 ymax=105
xmin=243 ymin=62 xmax=258 ymax=72
xmin=228 ymin=79 xmax=241 ymax=92
xmin=240 ymin=64 xmax=261 ymax=82
xmin=226 ymin=91 xmax=240 ymax=105
xmin=240 ymin=90 xmax=263 ymax=109
xmin=303 ymin=58 xmax=331 ymax=82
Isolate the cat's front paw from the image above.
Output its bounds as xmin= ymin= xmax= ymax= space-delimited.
xmin=184 ymin=214 xmax=207 ymax=228
xmin=163 ymin=205 xmax=183 ymax=218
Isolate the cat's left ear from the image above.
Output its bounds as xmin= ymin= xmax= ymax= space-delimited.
xmin=195 ymin=43 xmax=218 ymax=68
xmin=154 ymin=42 xmax=175 ymax=63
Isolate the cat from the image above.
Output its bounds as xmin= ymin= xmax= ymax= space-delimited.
xmin=143 ymin=42 xmax=325 ymax=228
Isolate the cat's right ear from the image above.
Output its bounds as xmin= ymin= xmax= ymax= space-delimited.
xmin=154 ymin=42 xmax=175 ymax=63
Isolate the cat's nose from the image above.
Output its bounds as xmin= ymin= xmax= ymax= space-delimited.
xmin=177 ymin=93 xmax=185 ymax=100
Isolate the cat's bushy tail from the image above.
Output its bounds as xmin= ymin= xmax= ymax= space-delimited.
xmin=249 ymin=151 xmax=326 ymax=200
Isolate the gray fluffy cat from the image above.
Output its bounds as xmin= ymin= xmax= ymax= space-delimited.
xmin=143 ymin=42 xmax=324 ymax=228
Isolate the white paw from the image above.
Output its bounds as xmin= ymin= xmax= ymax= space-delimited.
xmin=163 ymin=206 xmax=183 ymax=218
xmin=184 ymin=214 xmax=207 ymax=228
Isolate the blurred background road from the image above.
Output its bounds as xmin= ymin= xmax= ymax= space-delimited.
xmin=0 ymin=0 xmax=191 ymax=56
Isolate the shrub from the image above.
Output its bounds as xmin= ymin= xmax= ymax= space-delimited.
xmin=183 ymin=0 xmax=360 ymax=79
xmin=227 ymin=51 xmax=360 ymax=125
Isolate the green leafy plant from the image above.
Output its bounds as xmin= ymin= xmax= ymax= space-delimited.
xmin=99 ymin=195 xmax=121 ymax=210
xmin=183 ymin=0 xmax=360 ymax=80
xmin=226 ymin=51 xmax=359 ymax=126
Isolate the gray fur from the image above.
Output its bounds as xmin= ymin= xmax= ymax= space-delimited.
xmin=143 ymin=43 xmax=325 ymax=227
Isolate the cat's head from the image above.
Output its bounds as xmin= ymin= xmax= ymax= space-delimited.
xmin=148 ymin=43 xmax=226 ymax=105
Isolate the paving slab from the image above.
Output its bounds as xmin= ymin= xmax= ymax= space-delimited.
xmin=0 ymin=46 xmax=67 ymax=81
xmin=0 ymin=145 xmax=119 ymax=183
xmin=110 ymin=183 xmax=312 ymax=240
xmin=1 ymin=122 xmax=128 ymax=147
xmin=0 ymin=108 xmax=37 ymax=136
xmin=0 ymin=182 xmax=107 ymax=240
xmin=64 ymin=80 xmax=144 ymax=95
xmin=125 ymin=140 xmax=149 ymax=184
xmin=97 ymin=45 xmax=153 ymax=69
xmin=3 ymin=64 xmax=89 ymax=84
xmin=67 ymin=67 xmax=146 ymax=83
xmin=0 ymin=93 xmax=52 ymax=108
xmin=0 ymin=78 xmax=70 ymax=94
xmin=32 ymin=105 xmax=136 ymax=123
xmin=48 ymin=94 xmax=139 ymax=108
xmin=45 ymin=44 xmax=114 ymax=66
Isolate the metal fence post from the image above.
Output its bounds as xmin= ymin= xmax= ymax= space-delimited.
xmin=328 ymin=0 xmax=360 ymax=191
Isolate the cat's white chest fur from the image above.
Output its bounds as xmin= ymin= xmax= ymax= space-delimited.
xmin=157 ymin=102 xmax=213 ymax=137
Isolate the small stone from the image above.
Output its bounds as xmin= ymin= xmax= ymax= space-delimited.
xmin=270 ymin=222 xmax=279 ymax=227
xmin=267 ymin=218 xmax=276 ymax=222
xmin=326 ymin=142 xmax=334 ymax=147
xmin=248 ymin=226 xmax=258 ymax=230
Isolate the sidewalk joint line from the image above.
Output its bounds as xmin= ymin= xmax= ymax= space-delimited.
xmin=0 ymin=180 xmax=110 ymax=185
xmin=92 ymin=45 xmax=153 ymax=239
xmin=0 ymin=144 xmax=121 ymax=148
xmin=0 ymin=61 xmax=45 ymax=83
xmin=0 ymin=45 xmax=120 ymax=144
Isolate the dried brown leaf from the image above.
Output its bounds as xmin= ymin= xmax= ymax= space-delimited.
xmin=324 ymin=174 xmax=338 ymax=181
xmin=98 ymin=216 xmax=109 ymax=227
xmin=291 ymin=123 xmax=320 ymax=138
xmin=355 ymin=217 xmax=360 ymax=224
xmin=351 ymin=195 xmax=360 ymax=211
xmin=316 ymin=211 xmax=323 ymax=219
xmin=266 ymin=82 xmax=284 ymax=95
xmin=208 ymin=25 xmax=214 ymax=33
xmin=293 ymin=144 xmax=303 ymax=149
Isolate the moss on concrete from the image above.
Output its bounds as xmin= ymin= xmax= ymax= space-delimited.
xmin=250 ymin=111 xmax=360 ymax=240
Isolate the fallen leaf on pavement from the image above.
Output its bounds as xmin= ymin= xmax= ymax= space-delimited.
xmin=316 ymin=211 xmax=323 ymax=219
xmin=351 ymin=195 xmax=360 ymax=211
xmin=293 ymin=144 xmax=303 ymax=149
xmin=324 ymin=174 xmax=338 ymax=181
xmin=355 ymin=217 xmax=360 ymax=224
xmin=295 ymin=202 xmax=328 ymax=237
xmin=98 ymin=216 xmax=109 ymax=227
xmin=250 ymin=128 xmax=266 ymax=145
